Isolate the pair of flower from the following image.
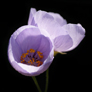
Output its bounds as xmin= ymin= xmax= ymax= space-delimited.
xmin=8 ymin=8 xmax=85 ymax=76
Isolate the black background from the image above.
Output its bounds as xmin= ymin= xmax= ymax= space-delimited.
xmin=1 ymin=0 xmax=92 ymax=92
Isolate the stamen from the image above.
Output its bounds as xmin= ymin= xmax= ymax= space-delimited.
xmin=22 ymin=53 xmax=27 ymax=58
xmin=32 ymin=58 xmax=35 ymax=62
xmin=20 ymin=56 xmax=23 ymax=60
xmin=30 ymin=59 xmax=33 ymax=64
xmin=37 ymin=51 xmax=43 ymax=59
xmin=21 ymin=59 xmax=25 ymax=63
xmin=26 ymin=53 xmax=28 ymax=55
xmin=28 ymin=59 xmax=33 ymax=64
xmin=20 ymin=48 xmax=43 ymax=67
xmin=27 ymin=50 xmax=29 ymax=53
xmin=30 ymin=49 xmax=35 ymax=53
xmin=36 ymin=61 xmax=43 ymax=66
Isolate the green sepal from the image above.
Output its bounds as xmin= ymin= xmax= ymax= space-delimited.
xmin=54 ymin=51 xmax=67 ymax=56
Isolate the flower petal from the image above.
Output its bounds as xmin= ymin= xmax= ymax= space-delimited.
xmin=8 ymin=36 xmax=22 ymax=63
xmin=8 ymin=39 xmax=54 ymax=76
xmin=37 ymin=27 xmax=54 ymax=61
xmin=28 ymin=8 xmax=36 ymax=25
xmin=62 ymin=23 xmax=85 ymax=51
xmin=37 ymin=35 xmax=53 ymax=62
xmin=14 ymin=46 xmax=54 ymax=76
xmin=15 ymin=25 xmax=41 ymax=53
xmin=48 ymin=12 xmax=67 ymax=26
xmin=8 ymin=25 xmax=54 ymax=76
xmin=54 ymin=35 xmax=73 ymax=52
xmin=33 ymin=10 xmax=67 ymax=39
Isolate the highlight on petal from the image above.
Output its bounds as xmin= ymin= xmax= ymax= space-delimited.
xmin=33 ymin=10 xmax=67 ymax=39
xmin=54 ymin=35 xmax=73 ymax=52
xmin=28 ymin=8 xmax=67 ymax=39
xmin=53 ymin=23 xmax=85 ymax=52
xmin=15 ymin=25 xmax=41 ymax=52
xmin=27 ymin=8 xmax=85 ymax=53
xmin=8 ymin=25 xmax=54 ymax=76
xmin=48 ymin=12 xmax=67 ymax=26
xmin=28 ymin=8 xmax=67 ymax=26
xmin=28 ymin=8 xmax=36 ymax=25
xmin=62 ymin=23 xmax=85 ymax=51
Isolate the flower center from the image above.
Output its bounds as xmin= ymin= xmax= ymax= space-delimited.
xmin=20 ymin=49 xmax=43 ymax=67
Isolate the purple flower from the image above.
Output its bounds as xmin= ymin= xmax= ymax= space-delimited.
xmin=8 ymin=25 xmax=54 ymax=76
xmin=28 ymin=8 xmax=85 ymax=52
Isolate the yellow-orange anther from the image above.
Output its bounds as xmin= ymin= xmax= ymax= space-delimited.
xmin=27 ymin=50 xmax=29 ymax=53
xmin=21 ymin=59 xmax=25 ymax=63
xmin=22 ymin=53 xmax=26 ymax=58
xmin=20 ymin=56 xmax=23 ymax=60
xmin=28 ymin=59 xmax=31 ymax=63
xmin=32 ymin=58 xmax=35 ymax=62
xmin=36 ymin=61 xmax=40 ymax=63
xmin=28 ymin=59 xmax=33 ymax=64
xmin=37 ymin=51 xmax=43 ymax=59
xmin=25 ymin=53 xmax=28 ymax=55
xmin=20 ymin=48 xmax=43 ymax=66
xmin=36 ymin=61 xmax=43 ymax=66
xmin=30 ymin=49 xmax=35 ymax=53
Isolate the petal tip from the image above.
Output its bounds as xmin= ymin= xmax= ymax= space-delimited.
xmin=77 ymin=23 xmax=86 ymax=34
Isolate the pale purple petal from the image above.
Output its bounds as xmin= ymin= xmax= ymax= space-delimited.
xmin=62 ymin=23 xmax=85 ymax=51
xmin=49 ymin=12 xmax=67 ymax=26
xmin=28 ymin=8 xmax=36 ymax=25
xmin=54 ymin=35 xmax=73 ymax=52
xmin=28 ymin=9 xmax=67 ymax=40
xmin=11 ymin=61 xmax=29 ymax=75
xmin=11 ymin=45 xmax=54 ymax=76
xmin=37 ymin=35 xmax=53 ymax=62
xmin=33 ymin=10 xmax=67 ymax=39
xmin=27 ymin=8 xmax=85 ymax=53
xmin=8 ymin=37 xmax=54 ymax=76
xmin=15 ymin=25 xmax=41 ymax=53
xmin=8 ymin=36 xmax=22 ymax=63
xmin=33 ymin=11 xmax=74 ymax=52
xmin=8 ymin=25 xmax=54 ymax=76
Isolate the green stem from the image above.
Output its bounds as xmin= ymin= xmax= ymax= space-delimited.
xmin=32 ymin=76 xmax=42 ymax=92
xmin=44 ymin=69 xmax=49 ymax=92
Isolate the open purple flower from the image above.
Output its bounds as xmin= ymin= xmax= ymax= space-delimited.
xmin=28 ymin=8 xmax=85 ymax=52
xmin=8 ymin=25 xmax=54 ymax=76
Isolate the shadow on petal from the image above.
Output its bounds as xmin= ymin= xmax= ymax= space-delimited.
xmin=37 ymin=36 xmax=53 ymax=62
xmin=54 ymin=35 xmax=73 ymax=52
xmin=17 ymin=35 xmax=42 ymax=53
xmin=8 ymin=36 xmax=22 ymax=63
xmin=15 ymin=26 xmax=41 ymax=53
xmin=62 ymin=24 xmax=85 ymax=51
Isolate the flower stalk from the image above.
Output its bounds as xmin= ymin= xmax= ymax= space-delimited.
xmin=44 ymin=69 xmax=49 ymax=92
xmin=32 ymin=76 xmax=42 ymax=92
xmin=32 ymin=69 xmax=49 ymax=92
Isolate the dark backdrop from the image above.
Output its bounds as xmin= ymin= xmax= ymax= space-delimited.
xmin=1 ymin=0 xmax=92 ymax=92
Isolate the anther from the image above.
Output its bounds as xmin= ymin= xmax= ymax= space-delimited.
xmin=22 ymin=53 xmax=27 ymax=58
xmin=20 ymin=48 xmax=43 ymax=67
xmin=27 ymin=50 xmax=29 ymax=53
xmin=20 ymin=56 xmax=23 ymax=60
xmin=21 ymin=59 xmax=25 ymax=63
xmin=26 ymin=53 xmax=28 ymax=55
xmin=37 ymin=51 xmax=43 ymax=59
xmin=30 ymin=49 xmax=35 ymax=53
xmin=32 ymin=58 xmax=35 ymax=62
xmin=28 ymin=59 xmax=33 ymax=65
xmin=30 ymin=59 xmax=33 ymax=64
xmin=36 ymin=61 xmax=43 ymax=66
